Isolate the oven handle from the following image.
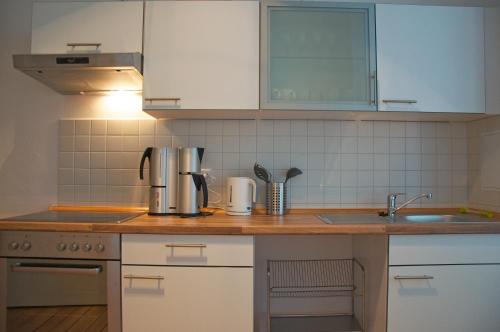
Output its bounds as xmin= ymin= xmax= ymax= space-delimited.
xmin=11 ymin=262 xmax=103 ymax=275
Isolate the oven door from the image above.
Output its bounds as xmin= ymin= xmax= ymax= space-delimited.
xmin=0 ymin=258 xmax=120 ymax=332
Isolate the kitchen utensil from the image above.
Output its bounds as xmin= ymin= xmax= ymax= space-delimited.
xmin=254 ymin=163 xmax=271 ymax=183
xmin=284 ymin=167 xmax=303 ymax=183
xmin=177 ymin=147 xmax=209 ymax=216
xmin=226 ymin=177 xmax=257 ymax=216
xmin=266 ymin=182 xmax=288 ymax=215
xmin=140 ymin=146 xmax=178 ymax=215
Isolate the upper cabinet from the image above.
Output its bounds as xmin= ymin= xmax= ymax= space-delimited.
xmin=260 ymin=2 xmax=377 ymax=111
xmin=143 ymin=1 xmax=259 ymax=110
xmin=377 ymin=5 xmax=485 ymax=114
xmin=31 ymin=2 xmax=143 ymax=54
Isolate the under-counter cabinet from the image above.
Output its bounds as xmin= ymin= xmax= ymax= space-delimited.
xmin=260 ymin=2 xmax=377 ymax=111
xmin=121 ymin=235 xmax=254 ymax=332
xmin=377 ymin=5 xmax=485 ymax=113
xmin=31 ymin=1 xmax=143 ymax=53
xmin=143 ymin=1 xmax=259 ymax=110
xmin=387 ymin=235 xmax=500 ymax=332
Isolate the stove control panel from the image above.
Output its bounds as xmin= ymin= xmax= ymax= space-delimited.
xmin=0 ymin=231 xmax=120 ymax=259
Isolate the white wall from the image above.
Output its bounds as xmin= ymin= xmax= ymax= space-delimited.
xmin=0 ymin=0 xmax=149 ymax=218
xmin=1 ymin=0 xmax=499 ymax=218
xmin=468 ymin=116 xmax=500 ymax=212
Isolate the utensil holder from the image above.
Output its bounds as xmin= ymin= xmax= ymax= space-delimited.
xmin=266 ymin=182 xmax=288 ymax=215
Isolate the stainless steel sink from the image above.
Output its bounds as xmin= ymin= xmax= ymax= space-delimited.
xmin=395 ymin=214 xmax=463 ymax=223
xmin=317 ymin=213 xmax=497 ymax=225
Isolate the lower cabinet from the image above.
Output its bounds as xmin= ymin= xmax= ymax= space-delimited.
xmin=388 ymin=236 xmax=500 ymax=332
xmin=122 ymin=265 xmax=253 ymax=332
xmin=121 ymin=234 xmax=254 ymax=332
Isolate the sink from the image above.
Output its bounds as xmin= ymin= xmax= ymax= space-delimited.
xmin=318 ymin=213 xmax=497 ymax=225
xmin=396 ymin=214 xmax=462 ymax=223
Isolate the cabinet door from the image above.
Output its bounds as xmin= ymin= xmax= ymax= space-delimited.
xmin=31 ymin=2 xmax=143 ymax=54
xmin=261 ymin=2 xmax=376 ymax=111
xmin=388 ymin=265 xmax=500 ymax=332
xmin=143 ymin=1 xmax=259 ymax=110
xmin=122 ymin=265 xmax=253 ymax=332
xmin=377 ymin=5 xmax=485 ymax=113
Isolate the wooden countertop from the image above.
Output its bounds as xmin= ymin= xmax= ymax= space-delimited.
xmin=1 ymin=207 xmax=500 ymax=235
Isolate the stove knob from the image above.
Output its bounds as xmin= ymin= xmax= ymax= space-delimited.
xmin=95 ymin=243 xmax=105 ymax=253
xmin=57 ymin=243 xmax=67 ymax=252
xmin=82 ymin=243 xmax=92 ymax=252
xmin=21 ymin=241 xmax=32 ymax=251
xmin=8 ymin=242 xmax=19 ymax=250
xmin=70 ymin=242 xmax=79 ymax=252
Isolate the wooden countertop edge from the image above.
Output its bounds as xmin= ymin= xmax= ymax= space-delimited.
xmin=2 ymin=207 xmax=500 ymax=235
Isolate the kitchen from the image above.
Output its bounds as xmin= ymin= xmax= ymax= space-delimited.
xmin=1 ymin=0 xmax=500 ymax=331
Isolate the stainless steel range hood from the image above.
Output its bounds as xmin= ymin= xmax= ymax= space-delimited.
xmin=12 ymin=52 xmax=142 ymax=95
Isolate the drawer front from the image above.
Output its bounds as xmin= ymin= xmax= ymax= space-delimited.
xmin=389 ymin=235 xmax=500 ymax=265
xmin=122 ymin=235 xmax=254 ymax=266
xmin=388 ymin=265 xmax=500 ymax=332
xmin=122 ymin=265 xmax=253 ymax=332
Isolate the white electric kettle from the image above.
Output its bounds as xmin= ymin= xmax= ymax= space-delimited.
xmin=226 ymin=177 xmax=257 ymax=216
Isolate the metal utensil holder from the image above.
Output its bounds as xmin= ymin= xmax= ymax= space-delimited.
xmin=266 ymin=182 xmax=288 ymax=215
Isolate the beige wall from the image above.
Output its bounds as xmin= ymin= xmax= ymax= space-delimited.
xmin=468 ymin=116 xmax=500 ymax=212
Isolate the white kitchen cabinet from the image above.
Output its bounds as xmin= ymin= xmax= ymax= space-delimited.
xmin=388 ymin=265 xmax=500 ymax=332
xmin=31 ymin=2 xmax=143 ymax=54
xmin=143 ymin=1 xmax=259 ymax=110
xmin=122 ymin=265 xmax=253 ymax=332
xmin=377 ymin=5 xmax=485 ymax=113
xmin=387 ymin=235 xmax=500 ymax=332
xmin=121 ymin=235 xmax=254 ymax=332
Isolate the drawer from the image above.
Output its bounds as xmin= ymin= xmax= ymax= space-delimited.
xmin=122 ymin=235 xmax=254 ymax=266
xmin=389 ymin=235 xmax=500 ymax=266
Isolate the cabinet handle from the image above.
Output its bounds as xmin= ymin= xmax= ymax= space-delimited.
xmin=144 ymin=98 xmax=181 ymax=102
xmin=382 ymin=99 xmax=418 ymax=104
xmin=123 ymin=274 xmax=164 ymax=280
xmin=67 ymin=43 xmax=101 ymax=49
xmin=165 ymin=243 xmax=207 ymax=248
xmin=394 ymin=275 xmax=434 ymax=280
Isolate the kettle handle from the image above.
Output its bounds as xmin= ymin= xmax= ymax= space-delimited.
xmin=249 ymin=179 xmax=257 ymax=203
xmin=192 ymin=174 xmax=209 ymax=209
xmin=139 ymin=147 xmax=153 ymax=180
xmin=200 ymin=175 xmax=209 ymax=208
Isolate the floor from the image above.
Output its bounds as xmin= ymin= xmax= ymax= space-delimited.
xmin=7 ymin=305 xmax=107 ymax=332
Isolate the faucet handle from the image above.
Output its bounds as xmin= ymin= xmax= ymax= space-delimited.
xmin=388 ymin=192 xmax=405 ymax=208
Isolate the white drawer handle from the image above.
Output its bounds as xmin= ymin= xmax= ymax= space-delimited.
xmin=165 ymin=244 xmax=207 ymax=248
xmin=394 ymin=275 xmax=434 ymax=280
xmin=123 ymin=274 xmax=164 ymax=280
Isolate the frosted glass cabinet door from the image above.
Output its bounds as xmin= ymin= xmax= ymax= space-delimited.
xmin=261 ymin=2 xmax=376 ymax=111
xmin=377 ymin=5 xmax=485 ymax=113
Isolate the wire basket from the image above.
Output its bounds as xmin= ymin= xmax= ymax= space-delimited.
xmin=267 ymin=258 xmax=365 ymax=332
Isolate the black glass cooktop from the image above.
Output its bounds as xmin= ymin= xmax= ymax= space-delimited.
xmin=1 ymin=211 xmax=144 ymax=224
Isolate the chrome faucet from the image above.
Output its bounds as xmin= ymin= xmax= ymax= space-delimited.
xmin=387 ymin=192 xmax=433 ymax=219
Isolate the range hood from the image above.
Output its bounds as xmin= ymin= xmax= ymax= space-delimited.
xmin=12 ymin=52 xmax=142 ymax=95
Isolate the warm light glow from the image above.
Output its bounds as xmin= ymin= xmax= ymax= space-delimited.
xmin=96 ymin=90 xmax=152 ymax=119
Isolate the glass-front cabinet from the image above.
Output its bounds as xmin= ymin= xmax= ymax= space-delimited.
xmin=261 ymin=2 xmax=376 ymax=111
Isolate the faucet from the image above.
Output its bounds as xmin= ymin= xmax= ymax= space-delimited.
xmin=387 ymin=192 xmax=433 ymax=219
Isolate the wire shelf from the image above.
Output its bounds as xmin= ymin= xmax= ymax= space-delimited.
xmin=268 ymin=259 xmax=356 ymax=297
xmin=267 ymin=258 xmax=366 ymax=332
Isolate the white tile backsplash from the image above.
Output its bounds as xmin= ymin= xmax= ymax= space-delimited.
xmin=59 ymin=119 xmax=471 ymax=208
